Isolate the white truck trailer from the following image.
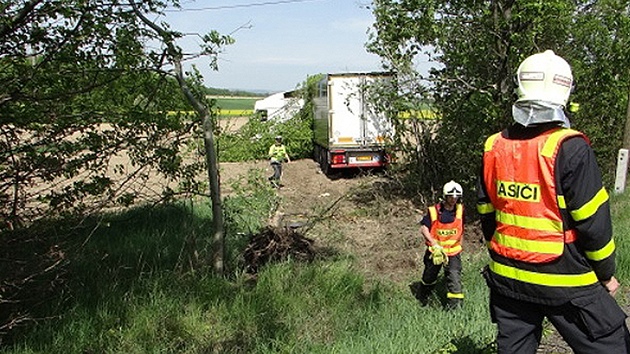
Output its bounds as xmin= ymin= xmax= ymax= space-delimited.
xmin=312 ymin=72 xmax=394 ymax=174
xmin=254 ymin=90 xmax=304 ymax=122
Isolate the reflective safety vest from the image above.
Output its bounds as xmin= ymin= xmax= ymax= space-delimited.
xmin=483 ymin=128 xmax=584 ymax=263
xmin=426 ymin=203 xmax=464 ymax=256
xmin=269 ymin=144 xmax=287 ymax=163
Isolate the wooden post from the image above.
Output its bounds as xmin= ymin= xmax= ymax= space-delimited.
xmin=615 ymin=149 xmax=629 ymax=194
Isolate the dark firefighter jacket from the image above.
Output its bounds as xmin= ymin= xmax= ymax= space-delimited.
xmin=477 ymin=123 xmax=616 ymax=306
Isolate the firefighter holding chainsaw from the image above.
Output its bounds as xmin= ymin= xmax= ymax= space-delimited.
xmin=410 ymin=180 xmax=465 ymax=310
xmin=477 ymin=50 xmax=630 ymax=353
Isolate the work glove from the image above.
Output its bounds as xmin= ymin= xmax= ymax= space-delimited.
xmin=429 ymin=245 xmax=448 ymax=266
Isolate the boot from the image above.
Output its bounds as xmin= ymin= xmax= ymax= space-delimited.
xmin=417 ymin=284 xmax=434 ymax=306
xmin=409 ymin=282 xmax=421 ymax=298
xmin=446 ymin=298 xmax=462 ymax=310
xmin=409 ymin=282 xmax=433 ymax=306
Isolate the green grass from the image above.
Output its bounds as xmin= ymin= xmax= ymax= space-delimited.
xmin=4 ymin=257 xmax=494 ymax=353
xmin=610 ymin=191 xmax=630 ymax=282
xmin=3 ymin=189 xmax=630 ymax=353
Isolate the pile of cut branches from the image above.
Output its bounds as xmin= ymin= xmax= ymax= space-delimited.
xmin=243 ymin=226 xmax=315 ymax=274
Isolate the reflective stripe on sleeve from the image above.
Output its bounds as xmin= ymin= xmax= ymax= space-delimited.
xmin=477 ymin=202 xmax=495 ymax=214
xmin=570 ymin=187 xmax=609 ymax=221
xmin=585 ymin=239 xmax=615 ymax=262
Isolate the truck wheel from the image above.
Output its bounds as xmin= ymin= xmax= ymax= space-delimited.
xmin=313 ymin=144 xmax=328 ymax=175
xmin=319 ymin=148 xmax=330 ymax=175
xmin=313 ymin=144 xmax=320 ymax=162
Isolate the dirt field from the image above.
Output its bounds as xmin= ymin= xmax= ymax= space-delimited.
xmin=218 ymin=115 xmax=251 ymax=132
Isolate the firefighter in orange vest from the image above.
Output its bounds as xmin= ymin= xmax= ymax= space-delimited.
xmin=410 ymin=180 xmax=465 ymax=310
xmin=477 ymin=50 xmax=630 ymax=353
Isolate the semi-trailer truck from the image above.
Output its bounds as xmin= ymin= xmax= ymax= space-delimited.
xmin=312 ymin=72 xmax=394 ymax=174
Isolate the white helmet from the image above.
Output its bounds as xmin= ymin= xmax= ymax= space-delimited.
xmin=516 ymin=50 xmax=573 ymax=106
xmin=443 ymin=180 xmax=463 ymax=198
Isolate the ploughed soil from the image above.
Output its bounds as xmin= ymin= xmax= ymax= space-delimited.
xmin=222 ymin=158 xmax=581 ymax=354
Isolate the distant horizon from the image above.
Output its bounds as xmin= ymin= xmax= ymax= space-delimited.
xmin=208 ymin=69 xmax=403 ymax=95
xmin=206 ymin=86 xmax=274 ymax=96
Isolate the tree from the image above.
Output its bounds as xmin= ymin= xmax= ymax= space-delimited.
xmin=0 ymin=0 xmax=238 ymax=336
xmin=565 ymin=1 xmax=630 ymax=175
xmin=0 ymin=0 xmax=238 ymax=332
xmin=0 ymin=0 xmax=233 ymax=238
xmin=367 ymin=0 xmax=630 ymax=199
xmin=129 ymin=0 xmax=232 ymax=274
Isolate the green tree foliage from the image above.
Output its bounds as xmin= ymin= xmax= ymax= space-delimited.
xmin=218 ymin=74 xmax=322 ymax=163
xmin=0 ymin=1 xmax=232 ymax=227
xmin=565 ymin=1 xmax=630 ymax=177
xmin=367 ymin=0 xmax=630 ymax=201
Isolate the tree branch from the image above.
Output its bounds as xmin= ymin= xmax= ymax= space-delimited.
xmin=0 ymin=0 xmax=44 ymax=38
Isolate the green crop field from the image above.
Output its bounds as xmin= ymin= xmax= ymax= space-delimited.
xmin=212 ymin=97 xmax=257 ymax=110
xmin=211 ymin=96 xmax=258 ymax=116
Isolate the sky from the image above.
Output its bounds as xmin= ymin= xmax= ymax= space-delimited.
xmin=162 ymin=0 xmax=384 ymax=93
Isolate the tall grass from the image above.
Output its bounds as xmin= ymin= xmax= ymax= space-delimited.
xmin=610 ymin=192 xmax=630 ymax=284
xmin=3 ymin=189 xmax=630 ymax=353
xmin=2 ymin=255 xmax=495 ymax=353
